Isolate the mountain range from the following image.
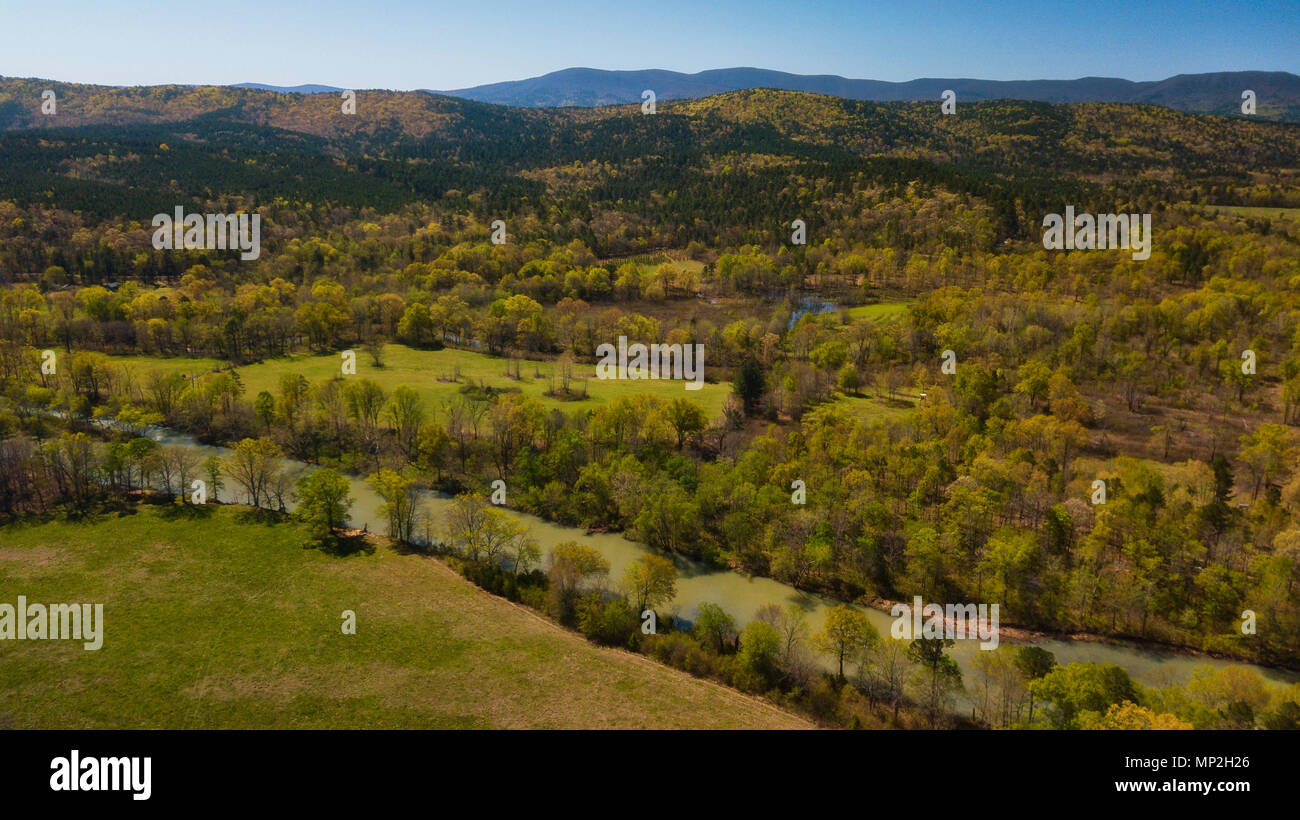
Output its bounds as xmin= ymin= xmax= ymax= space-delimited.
xmin=233 ymin=68 xmax=1300 ymax=120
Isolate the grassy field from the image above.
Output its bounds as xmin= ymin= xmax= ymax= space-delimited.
xmin=114 ymin=353 xmax=226 ymax=380
xmin=0 ymin=505 xmax=808 ymax=729
xmin=845 ymin=301 xmax=910 ymax=322
xmin=114 ymin=343 xmax=733 ymax=418
xmin=1211 ymin=205 xmax=1300 ymax=220
xmin=811 ymin=390 xmax=919 ymax=426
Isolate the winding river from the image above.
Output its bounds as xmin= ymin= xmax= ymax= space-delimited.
xmin=134 ymin=423 xmax=1299 ymax=701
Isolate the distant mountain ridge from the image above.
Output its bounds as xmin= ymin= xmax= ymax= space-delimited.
xmin=224 ymin=68 xmax=1300 ymax=121
xmin=234 ymin=82 xmax=345 ymax=95
xmin=426 ymin=67 xmax=1300 ymax=120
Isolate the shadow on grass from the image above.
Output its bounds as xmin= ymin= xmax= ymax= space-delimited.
xmin=389 ymin=538 xmax=439 ymax=557
xmin=309 ymin=531 xmax=376 ymax=557
xmin=233 ymin=507 xmax=289 ymax=526
xmin=880 ymin=397 xmax=916 ymax=409
xmin=157 ymin=502 xmax=215 ymax=521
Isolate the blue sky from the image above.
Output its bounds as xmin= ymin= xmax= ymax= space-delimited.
xmin=1 ymin=0 xmax=1295 ymax=89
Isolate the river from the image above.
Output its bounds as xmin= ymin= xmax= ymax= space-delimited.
xmin=133 ymin=422 xmax=1299 ymax=700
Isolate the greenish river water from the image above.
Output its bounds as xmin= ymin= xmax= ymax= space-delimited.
xmin=136 ymin=423 xmax=1299 ymax=700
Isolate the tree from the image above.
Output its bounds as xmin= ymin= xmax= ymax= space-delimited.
xmin=1261 ymin=700 xmax=1300 ymax=730
xmin=441 ymin=492 xmax=537 ymax=569
xmin=45 ymin=432 xmax=100 ymax=509
xmin=813 ymin=604 xmax=879 ymax=679
xmin=384 ymin=385 xmax=425 ymax=458
xmin=756 ymin=602 xmax=810 ymax=669
xmin=254 ymin=390 xmax=275 ymax=431
xmin=1013 ymin=360 xmax=1052 ymax=410
xmin=630 ymin=478 xmax=700 ymax=556
xmin=836 ymin=363 xmax=861 ymax=394
xmin=224 ymin=437 xmax=283 ymax=508
xmin=265 ymin=458 xmax=296 ymax=513
xmin=907 ymin=637 xmax=963 ymax=728
xmin=978 ymin=529 xmax=1038 ymax=613
xmin=366 ymin=469 xmax=417 ymax=542
xmin=1117 ymin=352 xmax=1147 ymax=412
xmin=1219 ymin=356 xmax=1252 ymax=403
xmin=1184 ymin=665 xmax=1271 ymax=722
xmin=145 ymin=371 xmax=187 ymax=421
xmin=1081 ymin=701 xmax=1192 ymax=730
xmin=104 ymin=436 xmax=159 ymax=491
xmin=276 ymin=374 xmax=309 ymax=432
xmin=693 ymin=602 xmax=738 ymax=653
xmin=115 ymin=404 xmax=164 ymax=437
xmin=553 ymin=349 xmax=576 ymax=394
xmin=295 ymin=468 xmax=353 ymax=538
xmin=485 ymin=394 xmax=543 ymax=478
xmin=548 ymin=540 xmax=610 ymax=621
xmin=1014 ymin=646 xmax=1057 ymax=724
xmin=664 ymin=397 xmax=706 ymax=450
xmin=971 ymin=646 xmax=1027 ymax=727
xmin=576 ymin=595 xmax=638 ymax=647
xmin=621 ymin=554 xmax=678 ymax=614
xmin=1030 ymin=662 xmax=1138 ymax=729
xmin=865 ymin=637 xmax=912 ymax=719
xmin=344 ymin=379 xmax=387 ymax=452
xmin=397 ymin=303 xmax=434 ymax=346
xmin=810 ymin=340 xmax=847 ymax=376
xmin=1237 ymin=423 xmax=1293 ymax=501
xmin=415 ymin=424 xmax=453 ymax=482
xmin=739 ymin=620 xmax=782 ymax=681
xmin=365 ymin=337 xmax=386 ymax=368
xmin=158 ymin=444 xmax=201 ymax=503
xmin=203 ymin=455 xmax=224 ymax=502
xmin=733 ymin=357 xmax=765 ymax=415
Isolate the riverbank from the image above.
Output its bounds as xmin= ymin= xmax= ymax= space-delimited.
xmin=865 ymin=596 xmax=1300 ymax=677
xmin=34 ymin=413 xmax=1300 ymax=695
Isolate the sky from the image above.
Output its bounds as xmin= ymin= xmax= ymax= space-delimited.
xmin=0 ymin=0 xmax=1296 ymax=90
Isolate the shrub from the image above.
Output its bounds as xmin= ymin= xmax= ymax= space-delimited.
xmin=576 ymin=594 xmax=639 ymax=648
xmin=685 ymin=646 xmax=715 ymax=678
xmin=645 ymin=631 xmax=696 ymax=669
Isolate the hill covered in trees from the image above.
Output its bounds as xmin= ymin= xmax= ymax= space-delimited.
xmin=0 ymin=79 xmax=1296 ymax=263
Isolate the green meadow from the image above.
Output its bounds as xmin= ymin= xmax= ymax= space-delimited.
xmin=0 ymin=505 xmax=808 ymax=729
xmin=115 ymin=354 xmax=226 ymax=380
xmin=812 ymin=390 xmax=919 ymax=426
xmin=1211 ymin=205 xmax=1300 ymax=220
xmin=115 ymin=343 xmax=732 ymax=418
xmin=845 ymin=301 xmax=910 ymax=322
